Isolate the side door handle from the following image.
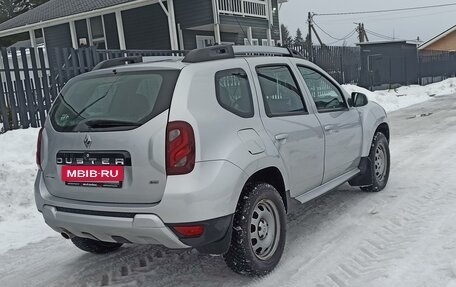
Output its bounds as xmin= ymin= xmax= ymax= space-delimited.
xmin=324 ymin=125 xmax=338 ymax=133
xmin=275 ymin=133 xmax=289 ymax=141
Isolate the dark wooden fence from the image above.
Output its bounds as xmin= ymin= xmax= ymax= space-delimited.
xmin=0 ymin=47 xmax=186 ymax=133
xmin=287 ymin=44 xmax=361 ymax=84
xmin=418 ymin=50 xmax=456 ymax=85
xmin=1 ymin=44 xmax=455 ymax=132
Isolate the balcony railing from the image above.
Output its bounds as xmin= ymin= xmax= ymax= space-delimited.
xmin=218 ymin=0 xmax=269 ymax=19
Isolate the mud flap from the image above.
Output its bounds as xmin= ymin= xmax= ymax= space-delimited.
xmin=349 ymin=157 xmax=374 ymax=186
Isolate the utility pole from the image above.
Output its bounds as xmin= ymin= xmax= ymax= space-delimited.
xmin=355 ymin=23 xmax=369 ymax=43
xmin=308 ymin=12 xmax=313 ymax=60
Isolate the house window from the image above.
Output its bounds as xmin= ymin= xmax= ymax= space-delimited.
xmin=244 ymin=38 xmax=259 ymax=46
xmin=261 ymin=39 xmax=276 ymax=46
xmin=196 ymin=35 xmax=215 ymax=48
xmin=88 ymin=16 xmax=106 ymax=49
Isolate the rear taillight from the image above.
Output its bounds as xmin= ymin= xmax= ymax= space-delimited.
xmin=36 ymin=128 xmax=44 ymax=170
xmin=172 ymin=225 xmax=204 ymax=238
xmin=166 ymin=121 xmax=195 ymax=175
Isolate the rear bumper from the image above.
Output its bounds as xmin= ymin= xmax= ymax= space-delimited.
xmin=42 ymin=205 xmax=188 ymax=248
xmin=35 ymin=160 xmax=246 ymax=252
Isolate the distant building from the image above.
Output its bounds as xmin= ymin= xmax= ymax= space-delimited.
xmin=419 ymin=25 xmax=456 ymax=52
xmin=0 ymin=0 xmax=281 ymax=50
xmin=357 ymin=40 xmax=420 ymax=90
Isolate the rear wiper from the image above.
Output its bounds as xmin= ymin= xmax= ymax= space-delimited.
xmin=84 ymin=120 xmax=141 ymax=128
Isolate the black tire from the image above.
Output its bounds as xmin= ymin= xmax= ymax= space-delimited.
xmin=224 ymin=183 xmax=286 ymax=276
xmin=361 ymin=132 xmax=390 ymax=192
xmin=71 ymin=237 xmax=123 ymax=254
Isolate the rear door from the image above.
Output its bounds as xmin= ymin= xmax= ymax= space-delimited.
xmin=42 ymin=69 xmax=180 ymax=204
xmin=294 ymin=63 xmax=363 ymax=183
xmin=246 ymin=58 xmax=325 ymax=196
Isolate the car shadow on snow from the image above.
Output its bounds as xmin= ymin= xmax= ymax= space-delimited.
xmin=54 ymin=185 xmax=373 ymax=287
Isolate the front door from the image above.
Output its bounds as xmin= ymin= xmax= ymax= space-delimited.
xmin=296 ymin=65 xmax=363 ymax=183
xmin=247 ymin=58 xmax=325 ymax=196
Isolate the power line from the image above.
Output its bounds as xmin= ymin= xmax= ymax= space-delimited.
xmin=313 ymin=20 xmax=356 ymax=41
xmin=321 ymin=7 xmax=456 ymax=24
xmin=328 ymin=30 xmax=357 ymax=45
xmin=365 ymin=28 xmax=396 ymax=40
xmin=314 ymin=3 xmax=456 ymax=17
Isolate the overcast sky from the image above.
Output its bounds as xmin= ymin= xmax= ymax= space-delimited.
xmin=279 ymin=0 xmax=456 ymax=45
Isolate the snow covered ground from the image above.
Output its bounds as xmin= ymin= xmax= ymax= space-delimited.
xmin=1 ymin=79 xmax=456 ymax=286
xmin=342 ymin=77 xmax=456 ymax=112
xmin=0 ymin=129 xmax=56 ymax=254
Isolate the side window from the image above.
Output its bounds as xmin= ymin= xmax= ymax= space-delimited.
xmin=297 ymin=66 xmax=347 ymax=112
xmin=256 ymin=65 xmax=307 ymax=117
xmin=215 ymin=68 xmax=254 ymax=118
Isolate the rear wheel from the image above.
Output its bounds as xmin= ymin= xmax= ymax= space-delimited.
xmin=361 ymin=132 xmax=390 ymax=192
xmin=71 ymin=237 xmax=123 ymax=254
xmin=224 ymin=183 xmax=286 ymax=276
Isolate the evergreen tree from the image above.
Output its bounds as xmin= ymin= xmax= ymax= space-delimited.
xmin=280 ymin=24 xmax=293 ymax=46
xmin=0 ymin=0 xmax=49 ymax=46
xmin=0 ymin=0 xmax=16 ymax=23
xmin=13 ymin=0 xmax=49 ymax=16
xmin=294 ymin=28 xmax=305 ymax=45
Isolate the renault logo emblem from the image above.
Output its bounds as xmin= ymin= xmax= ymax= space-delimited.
xmin=83 ymin=135 xmax=92 ymax=149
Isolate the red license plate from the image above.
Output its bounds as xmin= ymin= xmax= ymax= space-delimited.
xmin=61 ymin=166 xmax=124 ymax=183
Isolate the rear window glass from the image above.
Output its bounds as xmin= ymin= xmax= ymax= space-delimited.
xmin=50 ymin=70 xmax=180 ymax=132
xmin=215 ymin=68 xmax=254 ymax=118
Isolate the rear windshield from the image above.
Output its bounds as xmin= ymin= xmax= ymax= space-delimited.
xmin=50 ymin=70 xmax=180 ymax=132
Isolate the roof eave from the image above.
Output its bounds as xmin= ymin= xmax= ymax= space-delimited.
xmin=419 ymin=25 xmax=456 ymax=50
xmin=0 ymin=0 xmax=159 ymax=38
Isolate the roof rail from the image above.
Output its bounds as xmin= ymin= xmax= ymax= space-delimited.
xmin=182 ymin=45 xmax=303 ymax=63
xmin=233 ymin=45 xmax=294 ymax=57
xmin=182 ymin=45 xmax=235 ymax=63
xmin=92 ymin=56 xmax=143 ymax=71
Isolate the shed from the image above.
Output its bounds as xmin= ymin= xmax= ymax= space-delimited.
xmin=357 ymin=40 xmax=420 ymax=90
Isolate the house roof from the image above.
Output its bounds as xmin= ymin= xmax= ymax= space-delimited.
xmin=419 ymin=25 xmax=456 ymax=50
xmin=356 ymin=40 xmax=421 ymax=46
xmin=0 ymin=0 xmax=140 ymax=33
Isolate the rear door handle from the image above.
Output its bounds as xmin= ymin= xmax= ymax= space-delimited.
xmin=275 ymin=133 xmax=289 ymax=141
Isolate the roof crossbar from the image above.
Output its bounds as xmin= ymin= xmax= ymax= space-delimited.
xmin=182 ymin=45 xmax=303 ymax=63
xmin=92 ymin=56 xmax=143 ymax=71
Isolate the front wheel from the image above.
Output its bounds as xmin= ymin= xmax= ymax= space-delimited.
xmin=224 ymin=183 xmax=286 ymax=276
xmin=361 ymin=132 xmax=390 ymax=192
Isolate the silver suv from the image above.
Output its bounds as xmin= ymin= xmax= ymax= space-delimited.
xmin=35 ymin=45 xmax=390 ymax=276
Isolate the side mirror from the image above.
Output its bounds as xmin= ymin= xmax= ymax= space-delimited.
xmin=351 ymin=92 xmax=368 ymax=107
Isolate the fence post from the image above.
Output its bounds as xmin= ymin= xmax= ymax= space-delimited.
xmin=389 ymin=57 xmax=392 ymax=90
xmin=29 ymin=48 xmax=46 ymax=127
xmin=0 ymin=73 xmax=10 ymax=132
xmin=20 ymin=47 xmax=38 ymax=128
xmin=38 ymin=48 xmax=53 ymax=110
xmin=0 ymin=48 xmax=19 ymax=129
xmin=340 ymin=51 xmax=344 ymax=84
xmin=10 ymin=47 xmax=30 ymax=128
xmin=417 ymin=53 xmax=422 ymax=85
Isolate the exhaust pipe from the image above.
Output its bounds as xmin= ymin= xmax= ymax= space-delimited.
xmin=61 ymin=232 xmax=74 ymax=240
